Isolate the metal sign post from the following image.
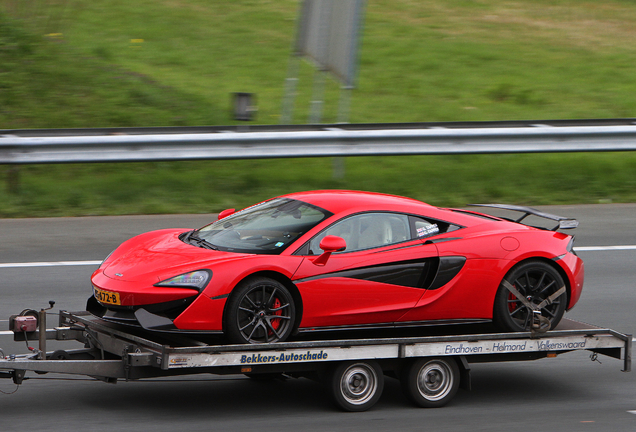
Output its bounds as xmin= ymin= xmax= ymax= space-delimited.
xmin=281 ymin=0 xmax=366 ymax=125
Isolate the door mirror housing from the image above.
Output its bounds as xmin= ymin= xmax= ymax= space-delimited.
xmin=313 ymin=235 xmax=346 ymax=266
xmin=217 ymin=208 xmax=236 ymax=220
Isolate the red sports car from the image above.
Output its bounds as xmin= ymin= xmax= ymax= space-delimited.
xmin=88 ymin=190 xmax=584 ymax=344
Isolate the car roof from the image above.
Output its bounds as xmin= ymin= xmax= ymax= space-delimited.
xmin=280 ymin=190 xmax=436 ymax=214
xmin=280 ymin=190 xmax=512 ymax=229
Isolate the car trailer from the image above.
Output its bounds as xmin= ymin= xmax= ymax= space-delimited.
xmin=0 ymin=308 xmax=631 ymax=411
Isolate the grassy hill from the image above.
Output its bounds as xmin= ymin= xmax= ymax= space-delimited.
xmin=1 ymin=0 xmax=636 ymax=216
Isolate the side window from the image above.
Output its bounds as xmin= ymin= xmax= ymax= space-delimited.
xmin=307 ymin=213 xmax=411 ymax=254
xmin=410 ymin=216 xmax=460 ymax=239
xmin=414 ymin=219 xmax=441 ymax=238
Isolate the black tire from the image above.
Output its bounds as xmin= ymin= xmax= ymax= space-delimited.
xmin=400 ymin=357 xmax=460 ymax=408
xmin=328 ymin=361 xmax=384 ymax=412
xmin=225 ymin=277 xmax=296 ymax=344
xmin=493 ymin=260 xmax=567 ymax=332
xmin=48 ymin=350 xmax=71 ymax=360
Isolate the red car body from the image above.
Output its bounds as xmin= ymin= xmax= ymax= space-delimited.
xmin=89 ymin=190 xmax=583 ymax=342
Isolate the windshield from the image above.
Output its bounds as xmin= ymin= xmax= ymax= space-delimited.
xmin=195 ymin=198 xmax=332 ymax=254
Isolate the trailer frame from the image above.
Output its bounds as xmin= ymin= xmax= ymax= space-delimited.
xmin=0 ymin=310 xmax=631 ymax=411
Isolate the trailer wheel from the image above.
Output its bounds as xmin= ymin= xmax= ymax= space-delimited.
xmin=328 ymin=361 xmax=384 ymax=412
xmin=401 ymin=357 xmax=459 ymax=408
xmin=48 ymin=350 xmax=70 ymax=360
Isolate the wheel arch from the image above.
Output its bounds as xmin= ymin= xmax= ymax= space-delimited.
xmin=222 ymin=270 xmax=304 ymax=335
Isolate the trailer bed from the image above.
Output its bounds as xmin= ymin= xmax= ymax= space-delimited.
xmin=0 ymin=310 xmax=631 ymax=411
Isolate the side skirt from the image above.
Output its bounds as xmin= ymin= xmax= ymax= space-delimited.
xmin=297 ymin=319 xmax=492 ymax=333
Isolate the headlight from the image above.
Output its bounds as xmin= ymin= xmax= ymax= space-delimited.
xmin=155 ymin=270 xmax=211 ymax=290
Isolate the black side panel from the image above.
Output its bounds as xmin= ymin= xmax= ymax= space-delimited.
xmin=297 ymin=258 xmax=438 ymax=289
xmin=427 ymin=256 xmax=466 ymax=290
xmin=343 ymin=260 xmax=432 ymax=288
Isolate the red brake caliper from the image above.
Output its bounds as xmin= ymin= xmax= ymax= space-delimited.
xmin=508 ymin=289 xmax=518 ymax=313
xmin=269 ymin=297 xmax=282 ymax=335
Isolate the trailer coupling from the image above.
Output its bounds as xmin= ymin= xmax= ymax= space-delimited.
xmin=8 ymin=301 xmax=57 ymax=360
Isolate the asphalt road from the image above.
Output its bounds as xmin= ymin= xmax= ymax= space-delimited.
xmin=0 ymin=205 xmax=634 ymax=431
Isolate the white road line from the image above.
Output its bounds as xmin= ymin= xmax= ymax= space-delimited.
xmin=0 ymin=261 xmax=102 ymax=269
xmin=628 ymin=411 xmax=636 ymax=415
xmin=575 ymin=246 xmax=636 ymax=251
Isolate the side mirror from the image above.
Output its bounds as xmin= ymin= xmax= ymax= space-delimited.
xmin=313 ymin=235 xmax=346 ymax=266
xmin=218 ymin=208 xmax=236 ymax=220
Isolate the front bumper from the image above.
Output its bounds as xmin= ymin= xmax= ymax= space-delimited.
xmin=86 ymin=295 xmax=196 ymax=331
xmin=86 ymin=289 xmax=227 ymax=334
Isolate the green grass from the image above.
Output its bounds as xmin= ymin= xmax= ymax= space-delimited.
xmin=2 ymin=152 xmax=636 ymax=218
xmin=1 ymin=0 xmax=636 ymax=217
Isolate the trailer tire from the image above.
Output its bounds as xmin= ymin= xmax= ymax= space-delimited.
xmin=401 ymin=357 xmax=459 ymax=408
xmin=328 ymin=361 xmax=384 ymax=412
xmin=49 ymin=350 xmax=70 ymax=360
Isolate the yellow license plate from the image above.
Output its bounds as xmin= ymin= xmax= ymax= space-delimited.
xmin=94 ymin=287 xmax=121 ymax=305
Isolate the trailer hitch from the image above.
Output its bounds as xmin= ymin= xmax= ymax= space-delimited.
xmin=9 ymin=301 xmax=57 ymax=359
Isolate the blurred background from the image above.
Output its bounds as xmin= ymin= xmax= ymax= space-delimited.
xmin=1 ymin=0 xmax=636 ymax=217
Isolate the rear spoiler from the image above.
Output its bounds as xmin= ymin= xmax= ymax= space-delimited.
xmin=468 ymin=204 xmax=579 ymax=231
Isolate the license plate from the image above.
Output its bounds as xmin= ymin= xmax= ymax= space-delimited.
xmin=94 ymin=287 xmax=121 ymax=305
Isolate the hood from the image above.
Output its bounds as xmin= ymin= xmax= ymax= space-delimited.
xmin=102 ymin=229 xmax=250 ymax=283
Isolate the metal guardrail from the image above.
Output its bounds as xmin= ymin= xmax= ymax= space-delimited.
xmin=2 ymin=118 xmax=636 ymax=164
